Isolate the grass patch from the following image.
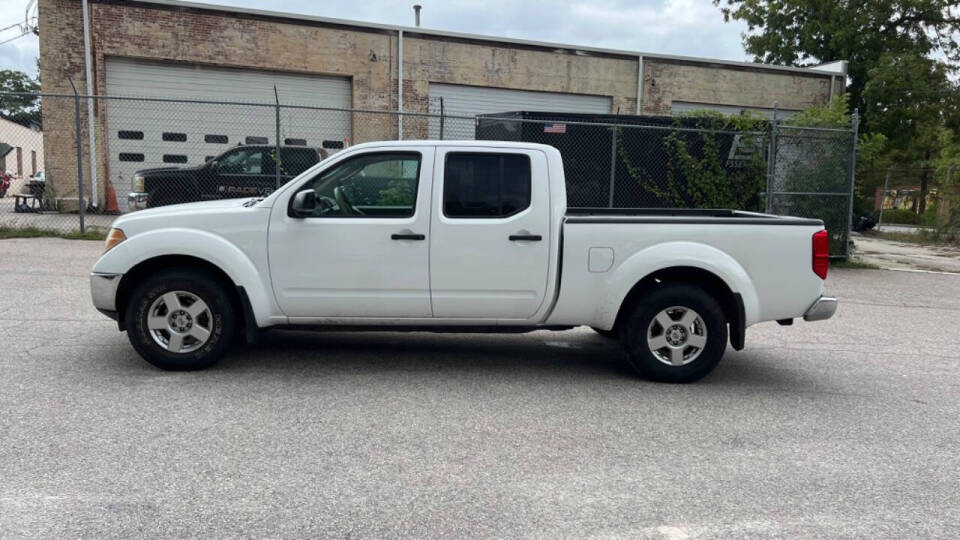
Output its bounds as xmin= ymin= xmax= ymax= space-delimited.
xmin=864 ymin=230 xmax=942 ymax=245
xmin=0 ymin=227 xmax=107 ymax=241
xmin=832 ymin=258 xmax=879 ymax=270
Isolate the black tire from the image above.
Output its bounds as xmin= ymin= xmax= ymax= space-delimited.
xmin=124 ymin=268 xmax=237 ymax=371
xmin=621 ymin=283 xmax=727 ymax=383
xmin=590 ymin=326 xmax=618 ymax=339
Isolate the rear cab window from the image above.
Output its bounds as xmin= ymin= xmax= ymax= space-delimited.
xmin=443 ymin=153 xmax=531 ymax=218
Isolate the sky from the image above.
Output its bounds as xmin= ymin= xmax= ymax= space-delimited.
xmin=0 ymin=0 xmax=752 ymax=79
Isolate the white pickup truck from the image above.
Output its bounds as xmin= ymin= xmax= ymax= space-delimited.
xmin=91 ymin=141 xmax=836 ymax=382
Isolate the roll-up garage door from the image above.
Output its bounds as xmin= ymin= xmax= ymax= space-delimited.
xmin=104 ymin=58 xmax=351 ymax=210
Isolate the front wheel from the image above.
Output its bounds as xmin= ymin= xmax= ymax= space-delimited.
xmin=124 ymin=268 xmax=237 ymax=370
xmin=590 ymin=326 xmax=618 ymax=339
xmin=621 ymin=283 xmax=727 ymax=383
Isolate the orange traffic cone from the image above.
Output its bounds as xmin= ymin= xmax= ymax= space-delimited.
xmin=104 ymin=176 xmax=120 ymax=214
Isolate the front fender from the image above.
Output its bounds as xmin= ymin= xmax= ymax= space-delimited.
xmin=596 ymin=241 xmax=760 ymax=329
xmin=92 ymin=228 xmax=279 ymax=327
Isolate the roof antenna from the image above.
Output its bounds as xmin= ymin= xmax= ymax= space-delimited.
xmin=413 ymin=5 xmax=421 ymax=27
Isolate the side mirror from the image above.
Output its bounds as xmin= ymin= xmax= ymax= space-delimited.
xmin=291 ymin=190 xmax=317 ymax=217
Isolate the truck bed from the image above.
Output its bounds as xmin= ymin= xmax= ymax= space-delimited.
xmin=548 ymin=207 xmax=827 ymax=329
xmin=564 ymin=208 xmax=823 ymax=226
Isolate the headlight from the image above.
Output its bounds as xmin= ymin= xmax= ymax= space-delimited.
xmin=132 ymin=175 xmax=145 ymax=193
xmin=104 ymin=228 xmax=126 ymax=253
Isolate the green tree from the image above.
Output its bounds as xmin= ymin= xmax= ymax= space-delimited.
xmin=862 ymin=53 xmax=956 ymax=212
xmin=712 ymin=0 xmax=960 ymax=116
xmin=0 ymin=69 xmax=41 ymax=128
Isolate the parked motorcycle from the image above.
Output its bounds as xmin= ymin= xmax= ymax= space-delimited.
xmin=853 ymin=214 xmax=877 ymax=232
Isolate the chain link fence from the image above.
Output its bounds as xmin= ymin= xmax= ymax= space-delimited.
xmin=1 ymin=91 xmax=856 ymax=256
xmin=767 ymin=122 xmax=858 ymax=256
xmin=863 ymin=167 xmax=958 ymax=231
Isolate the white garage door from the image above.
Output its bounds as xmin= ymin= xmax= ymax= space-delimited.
xmin=428 ymin=83 xmax=612 ymax=139
xmin=104 ymin=58 xmax=352 ymax=210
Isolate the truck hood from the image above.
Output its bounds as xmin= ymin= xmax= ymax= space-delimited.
xmin=136 ymin=165 xmax=202 ymax=176
xmin=112 ymin=198 xmax=264 ymax=233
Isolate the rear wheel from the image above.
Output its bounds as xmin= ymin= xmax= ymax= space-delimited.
xmin=124 ymin=268 xmax=236 ymax=370
xmin=621 ymin=283 xmax=727 ymax=383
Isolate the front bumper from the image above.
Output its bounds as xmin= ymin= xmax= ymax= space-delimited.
xmin=803 ymin=296 xmax=837 ymax=322
xmin=91 ymin=272 xmax=122 ymax=320
xmin=128 ymin=192 xmax=148 ymax=211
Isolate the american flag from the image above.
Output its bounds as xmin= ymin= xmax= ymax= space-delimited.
xmin=543 ymin=123 xmax=567 ymax=134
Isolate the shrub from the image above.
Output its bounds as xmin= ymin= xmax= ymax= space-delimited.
xmin=880 ymin=208 xmax=921 ymax=225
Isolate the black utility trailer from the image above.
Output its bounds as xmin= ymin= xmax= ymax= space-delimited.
xmin=475 ymin=111 xmax=767 ymax=209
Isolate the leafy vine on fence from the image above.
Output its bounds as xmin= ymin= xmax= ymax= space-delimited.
xmin=617 ymin=111 xmax=768 ymax=211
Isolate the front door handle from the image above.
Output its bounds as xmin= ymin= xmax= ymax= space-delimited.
xmin=509 ymin=234 xmax=542 ymax=241
xmin=391 ymin=233 xmax=426 ymax=241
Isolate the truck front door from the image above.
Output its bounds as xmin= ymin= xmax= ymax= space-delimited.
xmin=429 ymin=148 xmax=552 ymax=320
xmin=268 ymin=148 xmax=434 ymax=318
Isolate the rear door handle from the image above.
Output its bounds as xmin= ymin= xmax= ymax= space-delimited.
xmin=391 ymin=233 xmax=426 ymax=241
xmin=509 ymin=234 xmax=542 ymax=242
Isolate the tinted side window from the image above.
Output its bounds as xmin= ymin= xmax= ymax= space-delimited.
xmin=279 ymin=148 xmax=319 ymax=176
xmin=216 ymin=148 xmax=274 ymax=175
xmin=297 ymin=152 xmax=421 ymax=218
xmin=443 ymin=153 xmax=531 ymax=218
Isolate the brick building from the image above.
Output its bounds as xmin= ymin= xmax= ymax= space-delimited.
xmin=38 ymin=0 xmax=847 ymax=209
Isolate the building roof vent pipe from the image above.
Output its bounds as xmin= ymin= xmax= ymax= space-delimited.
xmin=413 ymin=5 xmax=421 ymax=27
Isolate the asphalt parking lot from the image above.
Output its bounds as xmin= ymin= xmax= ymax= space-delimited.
xmin=1 ymin=238 xmax=958 ymax=538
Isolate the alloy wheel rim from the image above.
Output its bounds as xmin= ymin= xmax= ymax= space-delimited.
xmin=646 ymin=305 xmax=707 ymax=366
xmin=147 ymin=290 xmax=213 ymax=353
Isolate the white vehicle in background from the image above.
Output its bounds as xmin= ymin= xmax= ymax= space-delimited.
xmin=90 ymin=141 xmax=835 ymax=382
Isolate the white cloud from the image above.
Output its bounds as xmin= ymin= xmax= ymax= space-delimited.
xmin=0 ymin=0 xmax=751 ymax=78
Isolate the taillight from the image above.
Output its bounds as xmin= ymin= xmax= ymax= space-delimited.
xmin=812 ymin=230 xmax=829 ymax=279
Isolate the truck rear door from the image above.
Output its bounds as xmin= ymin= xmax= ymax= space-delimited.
xmin=212 ymin=146 xmax=276 ymax=198
xmin=429 ymin=147 xmax=552 ymax=319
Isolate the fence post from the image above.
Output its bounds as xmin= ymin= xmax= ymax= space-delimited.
xmin=69 ymin=79 xmax=86 ymax=233
xmin=608 ymin=126 xmax=617 ymax=208
xmin=274 ymin=86 xmax=282 ymax=189
xmin=878 ymin=166 xmax=893 ymax=229
xmin=844 ymin=109 xmax=860 ymax=257
xmin=439 ymin=97 xmax=445 ymax=140
xmin=940 ymin=165 xmax=955 ymax=228
xmin=766 ymin=102 xmax=778 ymax=213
